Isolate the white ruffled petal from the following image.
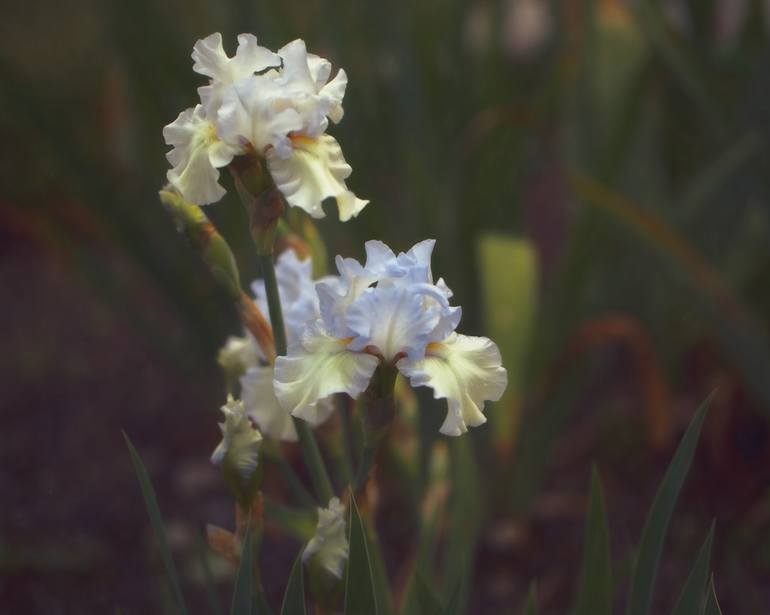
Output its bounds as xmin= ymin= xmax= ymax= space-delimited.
xmin=266 ymin=135 xmax=368 ymax=221
xmin=345 ymin=286 xmax=444 ymax=361
xmin=241 ymin=366 xmax=298 ymax=442
xmin=397 ymin=333 xmax=507 ymax=436
xmin=250 ymin=249 xmax=320 ymax=349
xmin=163 ymin=105 xmax=239 ymax=205
xmin=302 ymin=497 xmax=349 ymax=579
xmin=193 ymin=33 xmax=279 ymax=116
xmin=273 ymin=322 xmax=379 ymax=424
xmin=211 ymin=397 xmax=263 ymax=480
xmin=217 ymin=75 xmax=303 ymax=154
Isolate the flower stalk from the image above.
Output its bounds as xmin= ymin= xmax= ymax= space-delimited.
xmin=354 ymin=364 xmax=397 ymax=492
xmin=233 ymin=158 xmax=335 ymax=505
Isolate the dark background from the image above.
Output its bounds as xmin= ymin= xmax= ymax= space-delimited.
xmin=2 ymin=0 xmax=770 ymax=612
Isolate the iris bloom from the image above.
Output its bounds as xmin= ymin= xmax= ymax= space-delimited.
xmin=211 ymin=396 xmax=263 ymax=483
xmin=221 ymin=250 xmax=332 ymax=441
xmin=302 ymin=497 xmax=349 ymax=579
xmin=273 ymin=240 xmax=508 ymax=436
xmin=163 ymin=33 xmax=367 ymax=220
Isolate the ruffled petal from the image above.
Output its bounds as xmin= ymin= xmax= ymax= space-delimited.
xmin=266 ymin=135 xmax=368 ymax=221
xmin=193 ymin=33 xmax=279 ymax=115
xmin=211 ymin=397 xmax=263 ymax=480
xmin=217 ymin=75 xmax=303 ymax=154
xmin=397 ymin=333 xmax=507 ymax=436
xmin=163 ymin=105 xmax=240 ymax=205
xmin=241 ymin=366 xmax=299 ymax=441
xmin=302 ymin=497 xmax=349 ymax=579
xmin=250 ymin=249 xmax=320 ymax=346
xmin=345 ymin=285 xmax=446 ymax=361
xmin=273 ymin=322 xmax=379 ymax=424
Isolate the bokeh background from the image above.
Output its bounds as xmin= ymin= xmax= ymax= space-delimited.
xmin=3 ymin=0 xmax=770 ymax=612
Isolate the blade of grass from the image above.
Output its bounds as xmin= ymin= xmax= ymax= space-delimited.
xmin=703 ymin=577 xmax=723 ymax=615
xmin=123 ymin=432 xmax=188 ymax=615
xmin=230 ymin=525 xmax=253 ymax=615
xmin=411 ymin=573 xmax=442 ymax=615
xmin=573 ymin=466 xmax=612 ymax=615
xmin=194 ymin=534 xmax=224 ymax=615
xmin=522 ymin=583 xmax=538 ymax=615
xmin=441 ymin=438 xmax=482 ymax=614
xmin=442 ymin=571 xmax=466 ymax=615
xmin=344 ymin=495 xmax=378 ymax=615
xmin=671 ymin=523 xmax=715 ymax=615
xmin=279 ymin=551 xmax=306 ymax=615
xmin=625 ymin=394 xmax=713 ymax=615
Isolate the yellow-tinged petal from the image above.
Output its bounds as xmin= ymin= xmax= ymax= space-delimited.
xmin=266 ymin=134 xmax=368 ymax=221
xmin=273 ymin=322 xmax=379 ymax=424
xmin=397 ymin=333 xmax=507 ymax=436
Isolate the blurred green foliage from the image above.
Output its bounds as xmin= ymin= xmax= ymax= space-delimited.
xmin=3 ymin=0 xmax=770 ymax=612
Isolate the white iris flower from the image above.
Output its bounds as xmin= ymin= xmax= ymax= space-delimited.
xmin=163 ymin=33 xmax=367 ymax=220
xmin=273 ymin=240 xmax=508 ymax=436
xmin=210 ymin=396 xmax=263 ymax=482
xmin=224 ymin=250 xmax=333 ymax=442
xmin=302 ymin=497 xmax=349 ymax=579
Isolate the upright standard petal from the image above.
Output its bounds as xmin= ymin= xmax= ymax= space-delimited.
xmin=345 ymin=286 xmax=445 ymax=361
xmin=193 ymin=33 xmax=280 ymax=116
xmin=217 ymin=74 xmax=303 ymax=156
xmin=302 ymin=497 xmax=349 ymax=579
xmin=273 ymin=322 xmax=379 ymax=424
xmin=397 ymin=333 xmax=508 ymax=436
xmin=163 ymin=105 xmax=240 ymax=205
xmin=266 ymin=134 xmax=368 ymax=221
xmin=241 ymin=366 xmax=298 ymax=441
xmin=276 ymin=40 xmax=348 ymax=136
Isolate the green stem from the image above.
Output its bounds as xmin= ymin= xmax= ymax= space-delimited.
xmin=257 ymin=253 xmax=335 ymax=505
xmin=353 ymin=443 xmax=377 ymax=493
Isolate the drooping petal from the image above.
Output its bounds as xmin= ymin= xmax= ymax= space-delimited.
xmin=302 ymin=497 xmax=349 ymax=579
xmin=266 ymin=135 xmax=368 ymax=221
xmin=273 ymin=322 xmax=379 ymax=424
xmin=345 ymin=286 xmax=446 ymax=361
xmin=163 ymin=105 xmax=240 ymax=205
xmin=241 ymin=366 xmax=298 ymax=442
xmin=397 ymin=333 xmax=507 ymax=436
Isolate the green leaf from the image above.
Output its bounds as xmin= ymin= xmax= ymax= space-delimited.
xmin=703 ymin=577 xmax=723 ymax=615
xmin=344 ymin=495 xmax=378 ymax=615
xmin=573 ymin=467 xmax=612 ymax=615
xmin=522 ymin=583 xmax=538 ymax=615
xmin=671 ymin=524 xmax=715 ymax=615
xmin=412 ymin=573 xmax=442 ymax=615
xmin=230 ymin=526 xmax=253 ymax=615
xmin=123 ymin=432 xmax=188 ymax=615
xmin=280 ymin=552 xmax=306 ymax=615
xmin=625 ymin=394 xmax=713 ymax=615
xmin=441 ymin=438 xmax=482 ymax=613
xmin=442 ymin=573 xmax=466 ymax=615
xmin=194 ymin=534 xmax=223 ymax=615
xmin=477 ymin=235 xmax=538 ymax=451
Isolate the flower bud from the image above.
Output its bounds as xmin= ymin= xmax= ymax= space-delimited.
xmin=211 ymin=396 xmax=264 ymax=507
xmin=159 ymin=188 xmax=241 ymax=300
